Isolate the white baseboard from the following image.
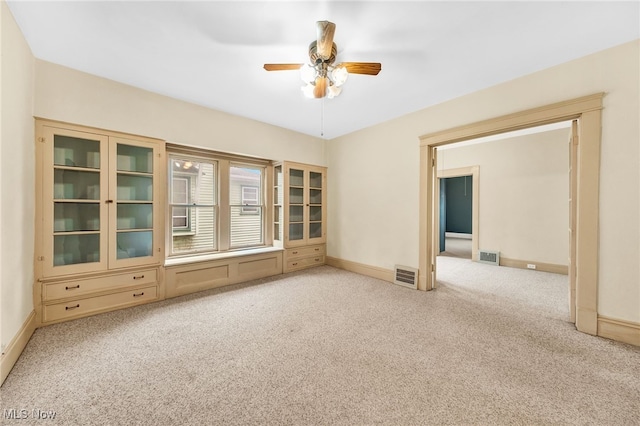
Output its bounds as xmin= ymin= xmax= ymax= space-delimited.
xmin=1 ymin=310 xmax=37 ymax=386
xmin=445 ymin=232 xmax=472 ymax=239
xmin=598 ymin=315 xmax=640 ymax=346
xmin=325 ymin=256 xmax=394 ymax=283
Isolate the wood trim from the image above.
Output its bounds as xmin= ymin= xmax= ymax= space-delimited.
xmin=419 ymin=93 xmax=604 ymax=147
xmin=35 ymin=117 xmax=163 ymax=144
xmin=1 ymin=311 xmax=37 ymax=386
xmin=499 ymin=257 xmax=568 ymax=275
xmin=326 ymin=256 xmax=394 ymax=283
xmin=419 ymin=93 xmax=603 ymax=337
xmin=165 ymin=250 xmax=283 ymax=298
xmin=597 ymin=316 xmax=640 ymax=346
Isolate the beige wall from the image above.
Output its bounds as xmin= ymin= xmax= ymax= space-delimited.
xmin=1 ymin=1 xmax=35 ymax=353
xmin=326 ymin=40 xmax=640 ymax=324
xmin=34 ymin=61 xmax=325 ymax=166
xmin=438 ymin=128 xmax=570 ymax=266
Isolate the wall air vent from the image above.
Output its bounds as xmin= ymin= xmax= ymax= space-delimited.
xmin=394 ymin=265 xmax=418 ymax=289
xmin=478 ymin=250 xmax=500 ymax=266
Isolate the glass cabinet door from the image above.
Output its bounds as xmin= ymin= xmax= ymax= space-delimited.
xmin=308 ymin=170 xmax=324 ymax=242
xmin=288 ymin=167 xmax=305 ymax=243
xmin=274 ymin=165 xmax=283 ymax=243
xmin=110 ymin=139 xmax=157 ymax=267
xmin=43 ymin=128 xmax=109 ymax=276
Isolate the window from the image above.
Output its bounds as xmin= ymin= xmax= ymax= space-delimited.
xmin=240 ymin=186 xmax=259 ymax=215
xmin=167 ymin=148 xmax=270 ymax=258
xmin=230 ymin=165 xmax=264 ymax=248
xmin=172 ymin=176 xmax=190 ymax=230
xmin=169 ymin=157 xmax=216 ymax=255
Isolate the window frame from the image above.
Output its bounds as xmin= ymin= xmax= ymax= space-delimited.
xmin=166 ymin=144 xmax=273 ymax=259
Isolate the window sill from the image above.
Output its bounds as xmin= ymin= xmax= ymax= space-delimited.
xmin=164 ymin=246 xmax=283 ymax=267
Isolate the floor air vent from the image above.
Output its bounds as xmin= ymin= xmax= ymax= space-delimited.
xmin=478 ymin=250 xmax=500 ymax=266
xmin=394 ymin=265 xmax=418 ymax=289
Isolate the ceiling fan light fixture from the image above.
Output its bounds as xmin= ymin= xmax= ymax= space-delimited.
xmin=300 ymin=64 xmax=316 ymax=84
xmin=301 ymin=82 xmax=315 ymax=99
xmin=329 ymin=65 xmax=348 ymax=87
xmin=327 ymin=84 xmax=342 ymax=99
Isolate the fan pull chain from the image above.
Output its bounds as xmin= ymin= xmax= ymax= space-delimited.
xmin=321 ymin=98 xmax=325 ymax=137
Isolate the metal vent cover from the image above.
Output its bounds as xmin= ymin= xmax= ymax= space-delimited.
xmin=394 ymin=265 xmax=418 ymax=289
xmin=478 ymin=250 xmax=500 ymax=266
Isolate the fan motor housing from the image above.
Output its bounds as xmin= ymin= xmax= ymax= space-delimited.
xmin=308 ymin=40 xmax=337 ymax=65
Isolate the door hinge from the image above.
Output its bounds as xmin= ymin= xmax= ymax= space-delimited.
xmin=37 ymin=256 xmax=45 ymax=261
xmin=37 ymin=137 xmax=46 ymax=143
xmin=431 ymin=264 xmax=435 ymax=272
xmin=431 ymin=158 xmax=435 ymax=167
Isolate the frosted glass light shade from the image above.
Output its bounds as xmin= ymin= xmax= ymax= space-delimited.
xmin=301 ymin=83 xmax=315 ymax=98
xmin=330 ymin=65 xmax=348 ymax=86
xmin=327 ymin=85 xmax=342 ymax=99
xmin=300 ymin=65 xmax=316 ymax=84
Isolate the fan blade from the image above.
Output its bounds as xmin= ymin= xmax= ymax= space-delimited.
xmin=313 ymin=76 xmax=328 ymax=98
xmin=264 ymin=63 xmax=304 ymax=71
xmin=316 ymin=21 xmax=336 ymax=60
xmin=339 ymin=62 xmax=382 ymax=75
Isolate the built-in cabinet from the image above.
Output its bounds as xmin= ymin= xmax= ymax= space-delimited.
xmin=35 ymin=120 xmax=165 ymax=324
xmin=274 ymin=161 xmax=327 ymax=272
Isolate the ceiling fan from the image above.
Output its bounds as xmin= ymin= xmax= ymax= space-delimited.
xmin=263 ymin=21 xmax=382 ymax=99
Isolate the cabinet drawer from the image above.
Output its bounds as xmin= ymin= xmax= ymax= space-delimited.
xmin=43 ymin=285 xmax=157 ymax=322
xmin=43 ymin=269 xmax=157 ymax=301
xmin=286 ymin=255 xmax=325 ymax=271
xmin=285 ymin=244 xmax=325 ymax=260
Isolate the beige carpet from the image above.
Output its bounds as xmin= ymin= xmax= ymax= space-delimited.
xmin=1 ymin=262 xmax=639 ymax=425
xmin=440 ymin=236 xmax=472 ymax=259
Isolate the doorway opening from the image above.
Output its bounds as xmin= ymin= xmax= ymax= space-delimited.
xmin=418 ymin=94 xmax=603 ymax=336
xmin=437 ymin=166 xmax=479 ymax=261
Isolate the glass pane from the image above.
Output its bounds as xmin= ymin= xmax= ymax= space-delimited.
xmin=117 ymin=144 xmax=153 ymax=173
xmin=289 ymin=205 xmax=303 ymax=222
xmin=117 ymin=204 xmax=153 ymax=230
xmin=54 ymin=234 xmax=100 ymax=266
xmin=230 ymin=206 xmax=263 ymax=248
xmin=54 ymin=135 xmax=100 ymax=169
xmin=289 ymin=169 xmax=304 ymax=187
xmin=289 ymin=223 xmax=303 ymax=241
xmin=54 ymin=169 xmax=100 ymax=200
xmin=274 ymin=206 xmax=282 ymax=223
xmin=171 ymin=159 xmax=216 ymax=205
xmin=309 ymin=222 xmax=322 ymax=239
xmin=275 ymin=165 xmax=283 ymax=188
xmin=289 ymin=187 xmax=303 ymax=204
xmin=172 ymin=206 xmax=216 ymax=254
xmin=309 ymin=171 xmax=322 ymax=189
xmin=230 ymin=166 xmax=262 ymax=206
xmin=309 ymin=206 xmax=322 ymax=222
xmin=309 ymin=189 xmax=322 ymax=204
xmin=54 ymin=203 xmax=100 ymax=232
xmin=274 ymin=223 xmax=282 ymax=242
xmin=117 ymin=175 xmax=153 ymax=201
xmin=116 ymin=231 xmax=153 ymax=259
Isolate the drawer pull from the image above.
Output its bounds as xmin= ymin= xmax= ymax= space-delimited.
xmin=133 ymin=292 xmax=145 ymax=297
xmin=315 ymin=258 xmax=320 ymax=261
xmin=292 ymin=251 xmax=298 ymax=255
xmin=65 ymin=284 xmax=80 ymax=290
xmin=65 ymin=304 xmax=80 ymax=311
xmin=292 ymin=262 xmax=298 ymax=266
xmin=133 ymin=275 xmax=145 ymax=280
xmin=314 ymin=248 xmax=320 ymax=251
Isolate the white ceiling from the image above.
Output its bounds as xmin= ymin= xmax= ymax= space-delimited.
xmin=7 ymin=1 xmax=639 ymax=140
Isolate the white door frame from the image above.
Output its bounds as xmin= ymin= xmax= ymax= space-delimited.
xmin=418 ymin=93 xmax=603 ymax=336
